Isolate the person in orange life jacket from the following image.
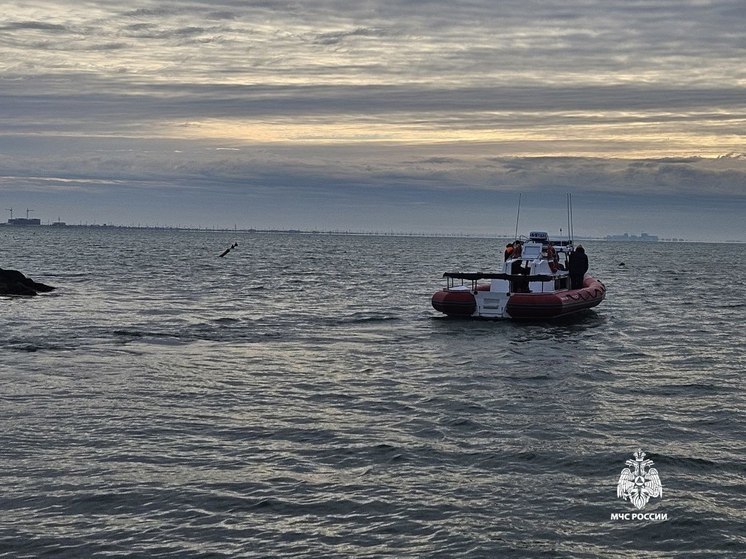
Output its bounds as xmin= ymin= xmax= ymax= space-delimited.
xmin=568 ymin=245 xmax=589 ymax=289
xmin=512 ymin=240 xmax=522 ymax=259
xmin=504 ymin=243 xmax=514 ymax=261
xmin=510 ymin=241 xmax=525 ymax=274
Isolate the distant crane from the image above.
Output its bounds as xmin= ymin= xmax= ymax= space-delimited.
xmin=25 ymin=208 xmax=34 ymax=219
xmin=5 ymin=208 xmax=12 ymax=220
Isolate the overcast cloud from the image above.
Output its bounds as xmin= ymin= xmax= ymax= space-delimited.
xmin=0 ymin=0 xmax=744 ymax=239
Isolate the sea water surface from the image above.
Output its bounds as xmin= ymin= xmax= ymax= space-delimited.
xmin=1 ymin=228 xmax=744 ymax=558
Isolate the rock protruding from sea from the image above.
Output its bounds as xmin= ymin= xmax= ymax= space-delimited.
xmin=0 ymin=268 xmax=56 ymax=296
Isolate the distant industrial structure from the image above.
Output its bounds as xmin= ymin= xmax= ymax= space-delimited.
xmin=7 ymin=218 xmax=42 ymax=226
xmin=4 ymin=208 xmax=41 ymax=226
xmin=606 ymin=232 xmax=659 ymax=242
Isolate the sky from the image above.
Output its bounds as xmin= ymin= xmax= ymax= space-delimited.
xmin=1 ymin=0 xmax=744 ymax=240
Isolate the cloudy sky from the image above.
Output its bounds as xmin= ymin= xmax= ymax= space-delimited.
xmin=1 ymin=0 xmax=744 ymax=240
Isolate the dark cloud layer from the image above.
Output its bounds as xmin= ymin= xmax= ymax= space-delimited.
xmin=2 ymin=78 xmax=744 ymax=133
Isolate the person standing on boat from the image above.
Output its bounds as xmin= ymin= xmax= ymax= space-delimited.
xmin=512 ymin=241 xmax=522 ymax=259
xmin=546 ymin=242 xmax=559 ymax=273
xmin=504 ymin=243 xmax=514 ymax=261
xmin=568 ymin=245 xmax=589 ymax=289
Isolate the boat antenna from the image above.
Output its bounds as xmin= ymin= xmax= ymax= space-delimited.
xmin=566 ymin=193 xmax=574 ymax=246
xmin=514 ymin=193 xmax=522 ymax=240
xmin=570 ymin=193 xmax=575 ymax=244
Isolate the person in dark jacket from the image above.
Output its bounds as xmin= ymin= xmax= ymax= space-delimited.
xmin=568 ymin=245 xmax=589 ymax=289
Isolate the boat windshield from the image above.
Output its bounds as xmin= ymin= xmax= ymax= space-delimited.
xmin=521 ymin=243 xmax=542 ymax=260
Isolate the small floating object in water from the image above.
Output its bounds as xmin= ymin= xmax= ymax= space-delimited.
xmin=618 ymin=262 xmax=625 ymax=266
xmin=219 ymin=242 xmax=238 ymax=257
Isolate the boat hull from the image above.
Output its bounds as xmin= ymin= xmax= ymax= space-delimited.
xmin=505 ymin=275 xmax=605 ymax=319
xmin=431 ymin=289 xmax=476 ymax=317
xmin=431 ymin=275 xmax=605 ymax=319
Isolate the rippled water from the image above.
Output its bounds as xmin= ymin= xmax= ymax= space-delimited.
xmin=1 ymin=228 xmax=744 ymax=557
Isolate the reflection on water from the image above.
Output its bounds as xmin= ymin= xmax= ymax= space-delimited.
xmin=1 ymin=228 xmax=744 ymax=557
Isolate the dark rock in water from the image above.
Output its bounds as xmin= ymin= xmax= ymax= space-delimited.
xmin=0 ymin=268 xmax=56 ymax=296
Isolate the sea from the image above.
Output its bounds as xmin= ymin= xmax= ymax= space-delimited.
xmin=1 ymin=227 xmax=744 ymax=558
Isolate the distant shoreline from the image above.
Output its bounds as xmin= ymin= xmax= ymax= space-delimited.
xmin=0 ymin=223 xmax=742 ymax=243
